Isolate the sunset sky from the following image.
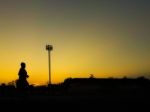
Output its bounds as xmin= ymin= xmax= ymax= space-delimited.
xmin=0 ymin=0 xmax=150 ymax=85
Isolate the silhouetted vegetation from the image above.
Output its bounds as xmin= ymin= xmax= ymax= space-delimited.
xmin=0 ymin=76 xmax=150 ymax=111
xmin=0 ymin=76 xmax=150 ymax=96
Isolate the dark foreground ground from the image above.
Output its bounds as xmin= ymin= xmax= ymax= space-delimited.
xmin=1 ymin=77 xmax=150 ymax=111
xmin=0 ymin=89 xmax=149 ymax=111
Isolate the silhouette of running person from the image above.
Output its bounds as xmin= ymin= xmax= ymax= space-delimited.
xmin=16 ymin=62 xmax=29 ymax=89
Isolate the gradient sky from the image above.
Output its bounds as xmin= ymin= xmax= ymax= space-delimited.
xmin=0 ymin=0 xmax=150 ymax=85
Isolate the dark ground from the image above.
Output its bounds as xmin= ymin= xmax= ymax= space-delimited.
xmin=1 ymin=77 xmax=150 ymax=111
xmin=0 ymin=89 xmax=149 ymax=111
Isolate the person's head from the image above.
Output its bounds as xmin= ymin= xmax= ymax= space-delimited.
xmin=21 ymin=62 xmax=26 ymax=68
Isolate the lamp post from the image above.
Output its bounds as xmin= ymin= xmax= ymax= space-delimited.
xmin=46 ymin=44 xmax=53 ymax=85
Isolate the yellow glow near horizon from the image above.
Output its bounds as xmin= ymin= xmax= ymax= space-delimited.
xmin=0 ymin=1 xmax=150 ymax=85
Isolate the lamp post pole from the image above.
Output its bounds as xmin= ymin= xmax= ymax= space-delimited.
xmin=46 ymin=45 xmax=53 ymax=85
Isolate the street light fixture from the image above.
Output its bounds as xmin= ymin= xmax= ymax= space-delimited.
xmin=46 ymin=44 xmax=53 ymax=85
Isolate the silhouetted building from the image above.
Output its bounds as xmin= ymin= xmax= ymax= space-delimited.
xmin=63 ymin=77 xmax=150 ymax=95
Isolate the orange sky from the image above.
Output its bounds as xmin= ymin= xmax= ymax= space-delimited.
xmin=0 ymin=0 xmax=150 ymax=85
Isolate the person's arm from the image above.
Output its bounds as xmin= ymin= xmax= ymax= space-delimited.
xmin=25 ymin=70 xmax=29 ymax=78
